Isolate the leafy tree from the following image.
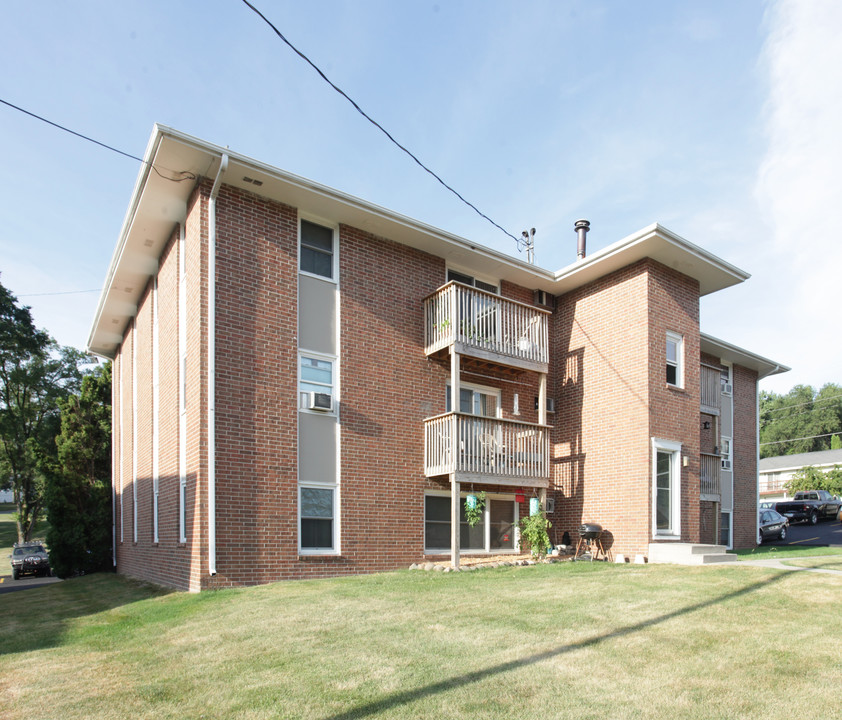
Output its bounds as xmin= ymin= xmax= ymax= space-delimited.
xmin=0 ymin=278 xmax=84 ymax=541
xmin=832 ymin=434 xmax=842 ymax=450
xmin=44 ymin=362 xmax=112 ymax=577
xmin=784 ymin=465 xmax=842 ymax=496
xmin=760 ymin=383 xmax=842 ymax=458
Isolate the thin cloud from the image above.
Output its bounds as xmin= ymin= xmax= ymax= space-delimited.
xmin=752 ymin=0 xmax=842 ymax=391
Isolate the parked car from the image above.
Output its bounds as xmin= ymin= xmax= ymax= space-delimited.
xmin=758 ymin=510 xmax=788 ymax=544
xmin=9 ymin=541 xmax=51 ymax=580
xmin=775 ymin=490 xmax=842 ymax=525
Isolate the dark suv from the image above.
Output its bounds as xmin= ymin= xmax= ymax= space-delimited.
xmin=9 ymin=541 xmax=51 ymax=580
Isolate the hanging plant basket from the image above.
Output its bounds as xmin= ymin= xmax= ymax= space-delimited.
xmin=464 ymin=491 xmax=486 ymax=527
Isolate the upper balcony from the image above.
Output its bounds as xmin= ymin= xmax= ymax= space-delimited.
xmin=424 ymin=282 xmax=550 ymax=373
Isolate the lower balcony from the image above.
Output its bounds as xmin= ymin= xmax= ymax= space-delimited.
xmin=700 ymin=452 xmax=721 ymax=501
xmin=424 ymin=413 xmax=550 ymax=487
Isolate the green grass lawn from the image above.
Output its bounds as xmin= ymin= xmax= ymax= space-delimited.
xmin=783 ymin=556 xmax=842 ymax=571
xmin=732 ymin=543 xmax=842 ymax=561
xmin=2 ymin=562 xmax=841 ymax=720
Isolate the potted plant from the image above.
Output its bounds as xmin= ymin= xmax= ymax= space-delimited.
xmin=518 ymin=511 xmax=552 ymax=558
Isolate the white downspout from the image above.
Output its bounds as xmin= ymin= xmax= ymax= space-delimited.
xmin=208 ymin=154 xmax=228 ymax=578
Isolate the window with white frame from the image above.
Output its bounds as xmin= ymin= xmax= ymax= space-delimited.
xmin=299 ymin=485 xmax=336 ymax=552
xmin=720 ymin=364 xmax=732 ymax=394
xmin=424 ymin=493 xmax=517 ymax=553
xmin=299 ymin=353 xmax=335 ymax=412
xmin=652 ymin=439 xmax=682 ymax=537
xmin=666 ymin=332 xmax=684 ymax=387
xmin=446 ymin=269 xmax=498 ymax=294
xmin=720 ymin=437 xmax=732 ymax=470
xmin=300 ymin=219 xmax=335 ymax=280
xmin=445 ymin=381 xmax=501 ymax=418
xmin=720 ymin=511 xmax=732 ymax=548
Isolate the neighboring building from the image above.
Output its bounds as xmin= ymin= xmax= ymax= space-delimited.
xmin=88 ymin=125 xmax=788 ymax=591
xmin=759 ymin=449 xmax=842 ymax=502
xmin=0 ymin=489 xmax=12 ymax=504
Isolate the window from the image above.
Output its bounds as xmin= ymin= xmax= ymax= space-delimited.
xmin=299 ymin=485 xmax=336 ymax=552
xmin=720 ymin=364 xmax=732 ymax=394
xmin=424 ymin=493 xmax=517 ymax=553
xmin=652 ymin=439 xmax=682 ymax=537
xmin=300 ymin=220 xmax=334 ymax=279
xmin=720 ymin=437 xmax=732 ymax=470
xmin=447 ymin=269 xmax=498 ymax=294
xmin=445 ymin=382 xmax=500 ymax=418
xmin=720 ymin=511 xmax=732 ymax=548
xmin=666 ymin=332 xmax=683 ymax=387
xmin=299 ymin=353 xmax=334 ymax=411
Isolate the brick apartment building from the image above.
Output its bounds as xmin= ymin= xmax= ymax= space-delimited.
xmin=88 ymin=125 xmax=787 ymax=591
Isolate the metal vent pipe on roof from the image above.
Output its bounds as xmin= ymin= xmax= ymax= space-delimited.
xmin=575 ymin=219 xmax=590 ymax=260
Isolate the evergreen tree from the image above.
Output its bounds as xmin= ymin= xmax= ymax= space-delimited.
xmin=44 ymin=362 xmax=112 ymax=578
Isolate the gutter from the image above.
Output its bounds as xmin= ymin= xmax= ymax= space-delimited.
xmin=208 ymin=154 xmax=228 ymax=578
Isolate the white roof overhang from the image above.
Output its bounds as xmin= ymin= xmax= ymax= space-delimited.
xmin=88 ymin=125 xmax=755 ymax=359
xmin=700 ymin=333 xmax=790 ymax=379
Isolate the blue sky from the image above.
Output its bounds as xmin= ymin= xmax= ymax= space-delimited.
xmin=1 ymin=0 xmax=839 ymax=393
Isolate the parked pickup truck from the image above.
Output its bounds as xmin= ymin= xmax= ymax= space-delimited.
xmin=775 ymin=490 xmax=842 ymax=525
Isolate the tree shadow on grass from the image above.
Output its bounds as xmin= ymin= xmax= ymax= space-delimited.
xmin=0 ymin=573 xmax=172 ymax=656
xmin=322 ymin=571 xmax=791 ymax=720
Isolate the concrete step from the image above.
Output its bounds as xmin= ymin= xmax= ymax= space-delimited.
xmin=648 ymin=543 xmax=737 ymax=565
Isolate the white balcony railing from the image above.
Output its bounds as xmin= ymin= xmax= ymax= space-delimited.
xmin=424 ymin=282 xmax=549 ymax=370
xmin=424 ymin=413 xmax=550 ymax=481
xmin=700 ymin=452 xmax=721 ymax=499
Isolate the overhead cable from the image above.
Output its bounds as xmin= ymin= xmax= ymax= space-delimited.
xmin=238 ymin=0 xmax=524 ymax=249
xmin=0 ymin=97 xmax=196 ymax=183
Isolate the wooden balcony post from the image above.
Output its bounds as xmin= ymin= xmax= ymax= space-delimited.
xmin=538 ymin=372 xmax=547 ymax=426
xmin=451 ymin=476 xmax=460 ymax=569
xmin=450 ymin=349 xmax=460 ymax=413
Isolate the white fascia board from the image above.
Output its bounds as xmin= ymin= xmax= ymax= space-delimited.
xmin=551 ymin=223 xmax=750 ymax=297
xmin=700 ymin=333 xmax=790 ymax=379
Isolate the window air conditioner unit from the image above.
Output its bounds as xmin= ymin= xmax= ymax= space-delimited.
xmin=533 ymin=289 xmax=554 ymax=308
xmin=721 ymin=459 xmax=732 ymax=470
xmin=307 ymin=392 xmax=333 ymax=412
xmin=722 ymin=383 xmax=733 ymax=395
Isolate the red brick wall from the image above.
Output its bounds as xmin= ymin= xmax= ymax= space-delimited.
xmin=732 ymin=363 xmax=759 ymax=549
xmin=210 ymin=184 xmax=299 ymax=586
xmin=338 ymin=225 xmax=448 ymax=574
xmin=110 ymin=177 xmax=760 ymax=587
xmin=550 ymin=259 xmax=701 ymax=559
xmin=113 ymin=187 xmax=208 ymax=591
xmin=551 ymin=261 xmax=652 ymax=558
xmin=647 ymin=261 xmax=701 ymax=547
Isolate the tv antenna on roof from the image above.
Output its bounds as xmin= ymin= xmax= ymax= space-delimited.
xmin=520 ymin=228 xmax=536 ymax=264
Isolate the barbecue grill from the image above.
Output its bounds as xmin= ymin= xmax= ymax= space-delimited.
xmin=574 ymin=523 xmax=610 ymax=561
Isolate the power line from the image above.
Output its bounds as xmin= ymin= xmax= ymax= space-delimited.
xmin=764 ymin=392 xmax=842 ymax=413
xmin=238 ymin=0 xmax=525 ymax=250
xmin=18 ymin=289 xmax=102 ymax=298
xmin=760 ymin=431 xmax=842 ymax=447
xmin=0 ymin=97 xmax=196 ymax=183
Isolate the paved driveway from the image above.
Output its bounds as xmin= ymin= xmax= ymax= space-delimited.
xmin=0 ymin=573 xmax=62 ymax=595
xmin=764 ymin=516 xmax=842 ymax=547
